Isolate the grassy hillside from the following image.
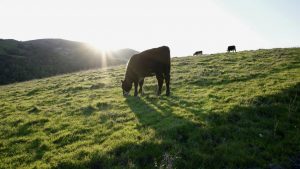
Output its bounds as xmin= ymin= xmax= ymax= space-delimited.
xmin=0 ymin=48 xmax=299 ymax=169
xmin=0 ymin=39 xmax=138 ymax=85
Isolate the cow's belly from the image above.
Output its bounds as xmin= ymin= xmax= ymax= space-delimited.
xmin=137 ymin=68 xmax=156 ymax=77
xmin=144 ymin=72 xmax=156 ymax=77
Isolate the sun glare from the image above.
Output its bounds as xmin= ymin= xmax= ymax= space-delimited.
xmin=86 ymin=41 xmax=120 ymax=69
xmin=88 ymin=38 xmax=122 ymax=52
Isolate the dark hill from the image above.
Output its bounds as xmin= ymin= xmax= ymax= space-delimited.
xmin=0 ymin=39 xmax=138 ymax=85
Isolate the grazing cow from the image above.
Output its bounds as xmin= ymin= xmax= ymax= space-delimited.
xmin=121 ymin=46 xmax=171 ymax=97
xmin=227 ymin=45 xmax=236 ymax=52
xmin=193 ymin=51 xmax=203 ymax=55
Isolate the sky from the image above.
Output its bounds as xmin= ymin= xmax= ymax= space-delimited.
xmin=0 ymin=0 xmax=299 ymax=56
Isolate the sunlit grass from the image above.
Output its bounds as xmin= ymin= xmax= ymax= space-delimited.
xmin=0 ymin=48 xmax=299 ymax=169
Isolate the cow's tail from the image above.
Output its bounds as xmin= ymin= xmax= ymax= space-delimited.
xmin=164 ymin=46 xmax=171 ymax=82
xmin=165 ymin=46 xmax=171 ymax=75
xmin=165 ymin=47 xmax=171 ymax=96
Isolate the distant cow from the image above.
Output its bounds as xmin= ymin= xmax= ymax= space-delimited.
xmin=193 ymin=51 xmax=203 ymax=55
xmin=227 ymin=45 xmax=236 ymax=52
xmin=122 ymin=46 xmax=171 ymax=96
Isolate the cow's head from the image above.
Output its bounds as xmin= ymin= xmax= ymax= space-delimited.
xmin=121 ymin=80 xmax=132 ymax=96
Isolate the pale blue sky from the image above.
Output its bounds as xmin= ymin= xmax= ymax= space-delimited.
xmin=0 ymin=0 xmax=299 ymax=56
xmin=216 ymin=0 xmax=300 ymax=48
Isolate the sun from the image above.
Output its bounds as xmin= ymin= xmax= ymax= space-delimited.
xmin=87 ymin=38 xmax=122 ymax=52
xmin=85 ymin=40 xmax=120 ymax=68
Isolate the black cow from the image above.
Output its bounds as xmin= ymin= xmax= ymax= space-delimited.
xmin=227 ymin=45 xmax=236 ymax=52
xmin=121 ymin=46 xmax=171 ymax=97
xmin=193 ymin=51 xmax=203 ymax=55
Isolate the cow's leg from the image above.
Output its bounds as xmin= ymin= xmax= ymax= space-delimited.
xmin=165 ymin=73 xmax=170 ymax=96
xmin=139 ymin=78 xmax=144 ymax=95
xmin=156 ymin=74 xmax=164 ymax=96
xmin=134 ymin=81 xmax=138 ymax=97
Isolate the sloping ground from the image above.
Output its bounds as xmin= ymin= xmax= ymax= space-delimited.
xmin=0 ymin=48 xmax=299 ymax=169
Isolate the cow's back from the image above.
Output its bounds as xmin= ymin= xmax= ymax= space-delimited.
xmin=228 ymin=45 xmax=236 ymax=51
xmin=126 ymin=46 xmax=170 ymax=78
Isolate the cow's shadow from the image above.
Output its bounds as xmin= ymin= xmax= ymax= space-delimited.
xmin=122 ymin=95 xmax=206 ymax=168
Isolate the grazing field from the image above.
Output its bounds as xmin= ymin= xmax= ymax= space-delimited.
xmin=0 ymin=48 xmax=300 ymax=169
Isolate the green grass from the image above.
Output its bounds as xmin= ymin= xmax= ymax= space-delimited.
xmin=0 ymin=48 xmax=300 ymax=169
